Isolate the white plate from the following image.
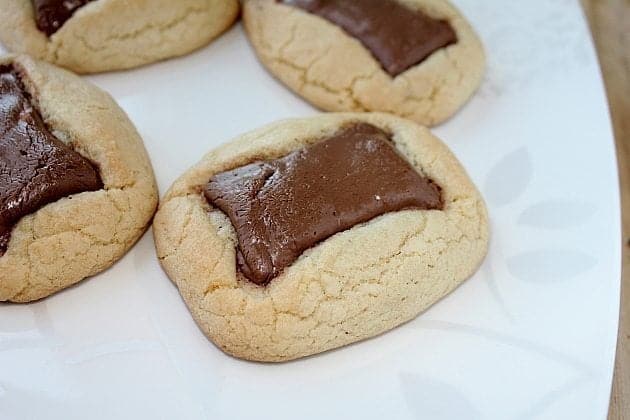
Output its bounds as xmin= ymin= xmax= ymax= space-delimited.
xmin=0 ymin=1 xmax=621 ymax=419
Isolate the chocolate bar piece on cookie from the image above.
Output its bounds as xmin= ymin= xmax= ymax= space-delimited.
xmin=243 ymin=0 xmax=485 ymax=126
xmin=154 ymin=113 xmax=488 ymax=362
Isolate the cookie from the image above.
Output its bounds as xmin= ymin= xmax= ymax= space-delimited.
xmin=153 ymin=113 xmax=488 ymax=362
xmin=0 ymin=54 xmax=158 ymax=302
xmin=0 ymin=0 xmax=240 ymax=74
xmin=243 ymin=0 xmax=485 ymax=126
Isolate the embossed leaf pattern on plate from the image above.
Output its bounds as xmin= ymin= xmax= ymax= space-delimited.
xmin=507 ymin=250 xmax=597 ymax=283
xmin=484 ymin=147 xmax=532 ymax=207
xmin=518 ymin=200 xmax=597 ymax=229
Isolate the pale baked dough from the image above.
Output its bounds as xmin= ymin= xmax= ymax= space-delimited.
xmin=0 ymin=0 xmax=240 ymax=74
xmin=0 ymin=55 xmax=158 ymax=302
xmin=243 ymin=0 xmax=485 ymax=126
xmin=153 ymin=113 xmax=489 ymax=362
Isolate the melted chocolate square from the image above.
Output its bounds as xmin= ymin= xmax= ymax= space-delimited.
xmin=280 ymin=0 xmax=457 ymax=77
xmin=205 ymin=123 xmax=443 ymax=285
xmin=0 ymin=67 xmax=103 ymax=255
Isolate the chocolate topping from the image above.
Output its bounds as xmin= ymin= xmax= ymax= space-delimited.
xmin=0 ymin=67 xmax=103 ymax=255
xmin=32 ymin=0 xmax=94 ymax=36
xmin=280 ymin=0 xmax=457 ymax=77
xmin=205 ymin=123 xmax=443 ymax=285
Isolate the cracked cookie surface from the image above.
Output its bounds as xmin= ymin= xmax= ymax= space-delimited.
xmin=0 ymin=0 xmax=240 ymax=73
xmin=243 ymin=0 xmax=485 ymax=126
xmin=153 ymin=113 xmax=489 ymax=362
xmin=0 ymin=55 xmax=158 ymax=302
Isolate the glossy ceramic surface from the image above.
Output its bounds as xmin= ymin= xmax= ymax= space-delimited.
xmin=0 ymin=1 xmax=620 ymax=419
